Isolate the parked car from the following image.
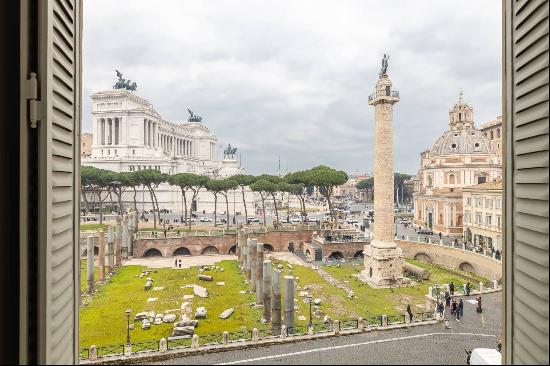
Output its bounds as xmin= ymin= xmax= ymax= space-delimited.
xmin=308 ymin=217 xmax=317 ymax=223
xmin=419 ymin=228 xmax=433 ymax=235
xmin=199 ymin=217 xmax=212 ymax=222
xmin=290 ymin=217 xmax=301 ymax=223
xmin=247 ymin=217 xmax=260 ymax=224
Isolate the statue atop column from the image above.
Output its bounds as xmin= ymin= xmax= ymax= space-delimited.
xmin=187 ymin=109 xmax=203 ymax=122
xmin=379 ymin=54 xmax=390 ymax=77
xmin=113 ymin=70 xmax=137 ymax=91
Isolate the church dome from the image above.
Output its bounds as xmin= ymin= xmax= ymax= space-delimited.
xmin=430 ymin=127 xmax=494 ymax=156
xmin=430 ymin=91 xmax=495 ymax=156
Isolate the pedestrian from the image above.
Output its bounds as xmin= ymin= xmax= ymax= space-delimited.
xmin=439 ymin=232 xmax=442 ymax=240
xmin=466 ymin=282 xmax=471 ymax=296
xmin=437 ymin=301 xmax=444 ymax=317
xmin=451 ymin=299 xmax=458 ymax=318
xmin=476 ymin=296 xmax=483 ymax=313
xmin=449 ymin=281 xmax=455 ymax=295
xmin=406 ymin=304 xmax=413 ymax=322
xmin=459 ymin=299 xmax=464 ymax=318
xmin=445 ymin=291 xmax=451 ymax=308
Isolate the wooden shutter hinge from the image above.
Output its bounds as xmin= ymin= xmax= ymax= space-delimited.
xmin=23 ymin=72 xmax=40 ymax=128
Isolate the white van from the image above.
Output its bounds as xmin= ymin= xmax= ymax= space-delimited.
xmin=469 ymin=348 xmax=501 ymax=365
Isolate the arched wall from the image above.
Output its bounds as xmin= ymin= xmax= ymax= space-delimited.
xmin=395 ymin=239 xmax=502 ymax=281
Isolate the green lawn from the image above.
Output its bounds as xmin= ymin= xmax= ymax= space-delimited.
xmin=79 ymin=261 xmax=260 ymax=348
xmin=80 ymin=258 xmax=489 ymax=349
xmin=323 ymin=259 xmax=489 ymax=316
xmin=80 ymin=223 xmax=109 ymax=231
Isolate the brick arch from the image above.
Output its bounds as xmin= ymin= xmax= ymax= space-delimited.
xmin=413 ymin=252 xmax=433 ymax=263
xmin=201 ymin=246 xmax=219 ymax=255
xmin=173 ymin=247 xmax=191 ymax=256
xmin=458 ymin=261 xmax=476 ymax=274
xmin=144 ymin=248 xmax=163 ymax=257
xmin=354 ymin=250 xmax=364 ymax=258
xmin=228 ymin=245 xmax=236 ymax=254
xmin=329 ymin=251 xmax=344 ymax=260
xmin=263 ymin=244 xmax=274 ymax=252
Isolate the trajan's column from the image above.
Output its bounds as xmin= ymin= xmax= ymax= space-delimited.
xmin=359 ymin=54 xmax=407 ymax=288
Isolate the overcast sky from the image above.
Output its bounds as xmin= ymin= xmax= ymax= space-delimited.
xmin=83 ymin=0 xmax=501 ymax=176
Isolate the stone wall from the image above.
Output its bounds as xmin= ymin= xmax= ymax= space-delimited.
xmin=127 ymin=229 xmax=317 ymax=258
xmin=395 ymin=239 xmax=502 ymax=281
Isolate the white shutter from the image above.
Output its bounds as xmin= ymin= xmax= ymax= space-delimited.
xmin=505 ymin=0 xmax=549 ymax=364
xmin=37 ymin=0 xmax=81 ymax=364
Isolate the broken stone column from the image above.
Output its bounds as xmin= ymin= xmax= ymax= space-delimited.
xmin=121 ymin=215 xmax=129 ymax=260
xmin=115 ymin=217 xmax=122 ymax=266
xmin=245 ymin=238 xmax=252 ymax=281
xmin=236 ymin=225 xmax=242 ymax=264
xmin=250 ymin=239 xmax=257 ymax=291
xmin=86 ymin=236 xmax=94 ymax=294
xmin=272 ymin=269 xmax=282 ymax=334
xmin=263 ymin=260 xmax=272 ymax=322
xmin=284 ymin=275 xmax=295 ymax=334
xmin=128 ymin=213 xmax=134 ymax=257
xmin=256 ymin=242 xmax=264 ymax=305
xmin=98 ymin=229 xmax=105 ymax=282
xmin=107 ymin=226 xmax=114 ymax=272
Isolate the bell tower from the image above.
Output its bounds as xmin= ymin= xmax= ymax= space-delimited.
xmin=449 ymin=90 xmax=474 ymax=131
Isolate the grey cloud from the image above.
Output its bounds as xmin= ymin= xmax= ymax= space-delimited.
xmin=83 ymin=0 xmax=501 ymax=176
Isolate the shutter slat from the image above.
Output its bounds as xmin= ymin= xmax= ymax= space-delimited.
xmin=515 ymin=243 xmax=550 ymax=270
xmin=515 ymin=212 xmax=549 ymax=233
xmin=515 ymin=83 xmax=549 ymax=112
xmin=514 ymin=167 xmax=549 ymax=183
xmin=515 ymin=133 xmax=549 ymax=154
xmin=515 ymin=150 xmax=549 ymax=169
xmin=515 ymin=183 xmax=550 ymax=200
xmin=514 ymin=270 xmax=550 ymax=299
xmin=515 ymin=116 xmax=549 ymax=136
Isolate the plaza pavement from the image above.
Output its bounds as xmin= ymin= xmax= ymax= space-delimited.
xmin=146 ymin=292 xmax=502 ymax=365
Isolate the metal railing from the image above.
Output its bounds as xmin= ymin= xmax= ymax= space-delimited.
xmin=313 ymin=322 xmax=333 ymax=334
xmin=228 ymin=330 xmax=253 ymax=343
xmin=368 ymin=90 xmax=400 ymax=101
xmin=287 ymin=325 xmax=308 ymax=336
xmin=96 ymin=344 xmax=125 ymax=358
xmin=132 ymin=340 xmax=159 ymax=354
xmin=199 ymin=333 xmax=224 ymax=346
xmin=167 ymin=337 xmax=192 ymax=350
xmin=340 ymin=319 xmax=358 ymax=330
xmin=81 ymin=313 xmax=438 ymax=360
xmin=387 ymin=314 xmax=406 ymax=325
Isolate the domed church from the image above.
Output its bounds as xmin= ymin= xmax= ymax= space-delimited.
xmin=413 ymin=92 xmax=502 ymax=237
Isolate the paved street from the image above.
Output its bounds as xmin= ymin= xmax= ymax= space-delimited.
xmin=147 ymin=292 xmax=501 ymax=365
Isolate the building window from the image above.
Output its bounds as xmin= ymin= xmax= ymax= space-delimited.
xmin=133 ymin=149 xmax=135 ymax=155
xmin=129 ymin=166 xmax=135 ymax=172
xmin=476 ymin=197 xmax=483 ymax=208
xmin=497 ymin=128 xmax=501 ymax=138
xmin=475 ymin=212 xmax=482 ymax=224
xmin=115 ymin=149 xmax=117 ymax=155
xmin=107 ymin=149 xmax=110 ymax=155
xmin=486 ymin=198 xmax=493 ymax=208
xmin=497 ymin=216 xmax=502 ymax=228
xmin=449 ymin=174 xmax=456 ymax=184
xmin=464 ymin=211 xmax=470 ymax=223
xmin=467 ymin=197 xmax=472 ymax=205
xmin=486 ymin=215 xmax=492 ymax=226
xmin=496 ymin=198 xmax=502 ymax=209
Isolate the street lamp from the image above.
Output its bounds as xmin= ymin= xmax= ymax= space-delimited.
xmin=306 ymin=294 xmax=313 ymax=327
xmin=125 ymin=307 xmax=132 ymax=346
